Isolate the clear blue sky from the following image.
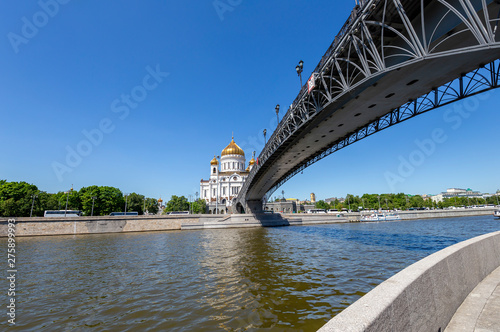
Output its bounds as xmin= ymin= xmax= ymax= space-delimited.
xmin=1 ymin=0 xmax=499 ymax=201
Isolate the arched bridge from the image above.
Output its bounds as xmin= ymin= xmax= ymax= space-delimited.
xmin=235 ymin=0 xmax=500 ymax=214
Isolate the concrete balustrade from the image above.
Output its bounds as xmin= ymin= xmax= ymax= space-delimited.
xmin=318 ymin=231 xmax=500 ymax=332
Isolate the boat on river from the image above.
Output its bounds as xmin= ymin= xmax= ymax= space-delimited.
xmin=361 ymin=213 xmax=401 ymax=222
xmin=494 ymin=210 xmax=500 ymax=218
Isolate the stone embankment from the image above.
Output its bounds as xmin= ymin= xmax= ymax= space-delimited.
xmin=346 ymin=207 xmax=496 ymax=222
xmin=317 ymin=230 xmax=500 ymax=332
xmin=0 ymin=208 xmax=496 ymax=237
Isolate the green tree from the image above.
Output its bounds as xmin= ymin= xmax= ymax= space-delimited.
xmin=144 ymin=198 xmax=159 ymax=215
xmin=164 ymin=195 xmax=189 ymax=213
xmin=191 ymin=199 xmax=207 ymax=214
xmin=124 ymin=193 xmax=145 ymax=214
xmin=0 ymin=181 xmax=39 ymax=217
xmin=78 ymin=186 xmax=123 ymax=216
xmin=315 ymin=200 xmax=329 ymax=210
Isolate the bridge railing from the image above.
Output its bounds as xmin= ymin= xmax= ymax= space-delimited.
xmin=239 ymin=0 xmax=376 ymax=202
xmin=262 ymin=0 xmax=376 ymax=160
xmin=290 ymin=0 xmax=374 ymax=109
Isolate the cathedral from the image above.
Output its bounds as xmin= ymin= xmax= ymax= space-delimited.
xmin=200 ymin=137 xmax=255 ymax=214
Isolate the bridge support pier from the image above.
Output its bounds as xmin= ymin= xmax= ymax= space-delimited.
xmin=246 ymin=200 xmax=263 ymax=214
xmin=233 ymin=199 xmax=263 ymax=214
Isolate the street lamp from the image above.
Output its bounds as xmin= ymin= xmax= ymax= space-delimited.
xmin=215 ymin=155 xmax=220 ymax=214
xmin=30 ymin=194 xmax=38 ymax=217
xmin=124 ymin=194 xmax=128 ymax=214
xmin=143 ymin=197 xmax=146 ymax=215
xmin=263 ymin=129 xmax=267 ymax=145
xmin=378 ymin=195 xmax=381 ymax=211
xmin=188 ymin=195 xmax=193 ymax=214
xmin=348 ymin=195 xmax=351 ymax=211
xmin=296 ymin=60 xmax=304 ymax=87
xmin=275 ymin=104 xmax=280 ymax=127
xmin=65 ymin=185 xmax=73 ymax=217
xmin=282 ymin=190 xmax=285 ymax=200
xmin=91 ymin=196 xmax=97 ymax=216
xmin=362 ymin=198 xmax=365 ymax=210
xmin=385 ymin=198 xmax=388 ymax=210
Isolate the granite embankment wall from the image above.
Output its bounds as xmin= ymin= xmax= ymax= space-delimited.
xmin=345 ymin=207 xmax=496 ymax=221
xmin=318 ymin=231 xmax=500 ymax=332
xmin=0 ymin=215 xmax=208 ymax=237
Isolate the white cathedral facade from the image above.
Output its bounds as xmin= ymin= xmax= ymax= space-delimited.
xmin=200 ymin=137 xmax=255 ymax=214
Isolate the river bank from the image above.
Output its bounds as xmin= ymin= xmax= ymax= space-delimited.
xmin=0 ymin=208 xmax=496 ymax=237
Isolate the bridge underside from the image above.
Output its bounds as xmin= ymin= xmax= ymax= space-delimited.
xmin=235 ymin=0 xmax=500 ymax=213
xmin=249 ymin=51 xmax=500 ymax=200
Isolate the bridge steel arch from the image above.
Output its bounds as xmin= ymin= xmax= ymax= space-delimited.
xmin=234 ymin=0 xmax=500 ymax=214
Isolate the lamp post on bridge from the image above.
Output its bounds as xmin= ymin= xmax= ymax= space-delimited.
xmin=263 ymin=129 xmax=267 ymax=145
xmin=275 ymin=104 xmax=280 ymax=128
xmin=296 ymin=60 xmax=304 ymax=88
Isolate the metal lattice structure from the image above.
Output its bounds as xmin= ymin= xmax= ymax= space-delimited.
xmin=235 ymin=0 xmax=500 ymax=213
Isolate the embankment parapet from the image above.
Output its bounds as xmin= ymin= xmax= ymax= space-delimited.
xmin=318 ymin=231 xmax=500 ymax=332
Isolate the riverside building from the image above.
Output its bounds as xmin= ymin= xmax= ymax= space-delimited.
xmin=431 ymin=188 xmax=484 ymax=203
xmin=200 ymin=137 xmax=255 ymax=214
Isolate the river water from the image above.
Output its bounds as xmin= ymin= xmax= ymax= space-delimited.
xmin=2 ymin=215 xmax=500 ymax=331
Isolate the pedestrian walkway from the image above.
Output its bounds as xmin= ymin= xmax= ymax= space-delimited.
xmin=445 ymin=265 xmax=500 ymax=332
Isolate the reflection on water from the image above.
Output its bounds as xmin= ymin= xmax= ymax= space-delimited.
xmin=1 ymin=216 xmax=499 ymax=331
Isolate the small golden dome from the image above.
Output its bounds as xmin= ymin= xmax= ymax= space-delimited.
xmin=248 ymin=151 xmax=256 ymax=166
xmin=221 ymin=137 xmax=245 ymax=157
xmin=158 ymin=197 xmax=163 ymax=203
xmin=210 ymin=156 xmax=219 ymax=165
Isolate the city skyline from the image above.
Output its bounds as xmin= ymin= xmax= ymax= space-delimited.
xmin=1 ymin=1 xmax=499 ymax=202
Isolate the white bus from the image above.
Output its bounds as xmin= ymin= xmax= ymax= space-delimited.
xmin=44 ymin=210 xmax=82 ymax=217
xmin=109 ymin=212 xmax=139 ymax=216
xmin=306 ymin=209 xmax=326 ymax=214
xmin=169 ymin=211 xmax=190 ymax=215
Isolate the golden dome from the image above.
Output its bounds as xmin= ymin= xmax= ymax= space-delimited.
xmin=248 ymin=151 xmax=256 ymax=166
xmin=158 ymin=197 xmax=163 ymax=203
xmin=221 ymin=137 xmax=245 ymax=157
xmin=210 ymin=156 xmax=219 ymax=165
